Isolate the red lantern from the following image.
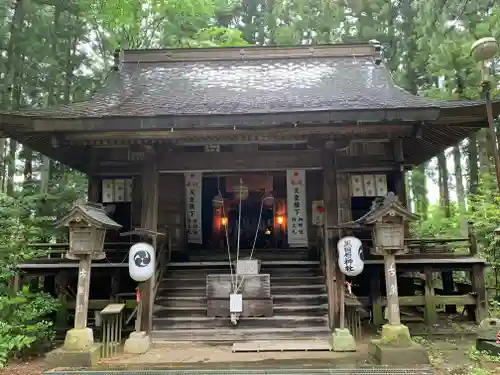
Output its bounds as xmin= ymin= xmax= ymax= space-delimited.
xmin=136 ymin=288 xmax=141 ymax=302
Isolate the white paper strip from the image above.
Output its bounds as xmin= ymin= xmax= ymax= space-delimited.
xmin=102 ymin=180 xmax=114 ymax=203
xmin=362 ymin=174 xmax=376 ymax=197
xmin=350 ymin=175 xmax=364 ymax=197
xmin=230 ymin=293 xmax=243 ymax=313
xmin=286 ymin=170 xmax=308 ymax=248
xmin=375 ymin=174 xmax=388 ymax=197
xmin=185 ymin=172 xmax=203 ymax=244
xmin=114 ymin=179 xmax=125 ymax=202
xmin=124 ymin=179 xmax=133 ymax=202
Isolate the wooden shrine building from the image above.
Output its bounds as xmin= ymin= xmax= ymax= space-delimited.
xmin=0 ymin=42 xmax=498 ymax=343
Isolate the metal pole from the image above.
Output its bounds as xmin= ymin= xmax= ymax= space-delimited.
xmin=483 ymin=81 xmax=500 ymax=191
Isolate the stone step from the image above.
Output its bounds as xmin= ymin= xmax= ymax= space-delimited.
xmin=153 ymin=303 xmax=328 ymax=318
xmin=166 ymin=268 xmax=323 ymax=278
xmin=155 ymin=294 xmax=328 ymax=309
xmin=159 ymin=275 xmax=325 ymax=288
xmin=188 ymin=252 xmax=313 ymax=262
xmin=157 ymin=284 xmax=327 ymax=297
xmin=151 ymin=326 xmax=331 ymax=343
xmin=167 ymin=261 xmax=320 ymax=268
xmin=152 ymin=315 xmax=328 ymax=330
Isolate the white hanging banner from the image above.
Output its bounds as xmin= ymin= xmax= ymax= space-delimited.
xmin=185 ymin=172 xmax=203 ymax=244
xmin=286 ymin=170 xmax=308 ymax=247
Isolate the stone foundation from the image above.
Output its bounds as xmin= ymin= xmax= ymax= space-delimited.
xmin=370 ymin=324 xmax=429 ymax=365
xmin=331 ymin=328 xmax=356 ymax=352
xmin=45 ymin=344 xmax=101 ymax=369
xmin=45 ymin=327 xmax=101 ymax=369
xmin=123 ymin=331 xmax=151 ymax=354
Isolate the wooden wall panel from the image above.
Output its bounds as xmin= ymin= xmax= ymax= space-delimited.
xmin=157 ymin=174 xmax=185 ymax=251
xmin=306 ymin=170 xmax=323 ymax=247
xmin=337 ymin=172 xmax=351 ymax=224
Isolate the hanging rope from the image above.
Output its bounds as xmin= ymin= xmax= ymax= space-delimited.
xmin=217 ymin=176 xmax=237 ymax=292
xmin=234 ymin=194 xmax=264 ymax=294
xmin=234 ymin=178 xmax=243 ymax=292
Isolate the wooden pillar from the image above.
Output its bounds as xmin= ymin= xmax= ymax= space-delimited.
xmin=87 ymin=176 xmax=100 ymax=203
xmin=323 ymin=146 xmax=340 ymax=329
xmin=383 ymin=253 xmax=401 ymax=325
xmin=468 ymin=222 xmax=478 ymax=256
xmin=74 ymin=255 xmax=92 ymax=329
xmin=424 ymin=266 xmax=437 ymax=326
xmin=442 ymin=272 xmax=456 ymax=314
xmin=87 ymin=151 xmax=100 ymax=203
xmin=139 ymin=154 xmax=159 ymax=333
xmin=370 ymin=268 xmax=384 ymax=326
xmin=472 ymin=264 xmax=488 ymax=323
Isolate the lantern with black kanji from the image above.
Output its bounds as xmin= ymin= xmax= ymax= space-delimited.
xmin=359 ymin=193 xmax=419 ymax=256
xmin=55 ymin=203 xmax=122 ymax=260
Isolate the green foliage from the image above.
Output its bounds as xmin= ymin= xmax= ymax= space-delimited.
xmin=0 ymin=287 xmax=59 ymax=367
xmin=0 ymin=192 xmax=62 ymax=366
xmin=411 ymin=203 xmax=464 ymax=238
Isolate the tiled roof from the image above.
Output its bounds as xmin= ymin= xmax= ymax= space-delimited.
xmin=16 ymin=56 xmax=442 ymax=119
xmin=3 ymin=45 xmax=497 ymax=128
xmin=55 ymin=203 xmax=122 ymax=230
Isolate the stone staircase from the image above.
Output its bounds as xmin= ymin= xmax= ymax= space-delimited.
xmin=151 ymin=249 xmax=330 ymax=343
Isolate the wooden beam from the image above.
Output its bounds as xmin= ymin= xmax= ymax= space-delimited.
xmin=62 ymin=124 xmax=413 ymax=138
xmin=123 ymin=44 xmax=378 ymax=64
xmin=156 ymin=150 xmax=324 ymax=172
xmin=94 ymin=152 xmax=400 ymax=175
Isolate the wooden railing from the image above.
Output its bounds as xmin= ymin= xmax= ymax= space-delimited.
xmin=153 ymin=227 xmax=172 ymax=299
xmin=13 ymin=242 xmax=132 ymax=263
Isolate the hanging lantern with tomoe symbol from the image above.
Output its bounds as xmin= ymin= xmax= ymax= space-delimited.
xmin=263 ymin=191 xmax=274 ymax=207
xmin=234 ymin=181 xmax=249 ymax=200
xmin=212 ymin=193 xmax=224 ymax=208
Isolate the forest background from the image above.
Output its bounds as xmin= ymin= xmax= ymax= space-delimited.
xmin=0 ymin=0 xmax=500 ymax=367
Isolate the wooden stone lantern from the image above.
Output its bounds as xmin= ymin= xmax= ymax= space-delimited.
xmin=362 ymin=193 xmax=418 ymax=326
xmin=49 ymin=203 xmax=121 ymax=367
xmin=356 ymin=193 xmax=429 ymax=365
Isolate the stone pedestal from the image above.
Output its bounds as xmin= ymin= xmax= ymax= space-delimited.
xmin=123 ymin=331 xmax=151 ymax=354
xmin=331 ymin=328 xmax=356 ymax=352
xmin=45 ymin=328 xmax=101 ymax=369
xmin=369 ymin=324 xmax=429 ymax=365
xmin=476 ymin=318 xmax=500 ymax=355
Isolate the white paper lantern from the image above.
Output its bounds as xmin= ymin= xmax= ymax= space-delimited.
xmin=129 ymin=242 xmax=155 ymax=282
xmin=337 ymin=236 xmax=364 ymax=277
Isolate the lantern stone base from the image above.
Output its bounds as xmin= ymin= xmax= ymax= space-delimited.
xmin=331 ymin=328 xmax=356 ymax=352
xmin=369 ymin=324 xmax=429 ymax=365
xmin=380 ymin=324 xmax=413 ymax=347
xmin=45 ymin=328 xmax=101 ymax=369
xmin=476 ymin=340 xmax=500 ymax=356
xmin=123 ymin=331 xmax=151 ymax=354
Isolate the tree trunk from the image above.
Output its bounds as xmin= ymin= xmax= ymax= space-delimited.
xmin=437 ymin=151 xmax=450 ymax=217
xmin=2 ymin=0 xmax=25 ymax=196
xmin=410 ymin=163 xmax=428 ymax=219
xmin=468 ymin=134 xmax=479 ymax=194
xmin=453 ymin=146 xmax=466 ymax=212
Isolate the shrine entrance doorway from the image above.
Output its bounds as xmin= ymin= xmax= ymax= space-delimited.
xmin=202 ymin=172 xmax=287 ymax=251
